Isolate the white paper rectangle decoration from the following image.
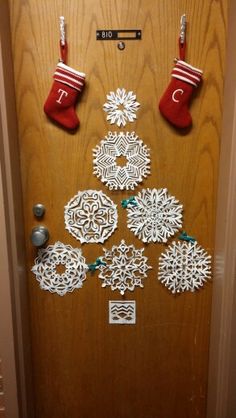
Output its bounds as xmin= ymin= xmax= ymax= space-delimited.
xmin=109 ymin=301 xmax=136 ymax=324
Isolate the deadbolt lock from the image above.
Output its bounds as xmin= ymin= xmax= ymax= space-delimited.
xmin=33 ymin=203 xmax=46 ymax=218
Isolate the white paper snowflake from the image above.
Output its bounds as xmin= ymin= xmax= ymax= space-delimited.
xmin=126 ymin=188 xmax=183 ymax=243
xmin=98 ymin=239 xmax=152 ymax=295
xmin=93 ymin=131 xmax=150 ymax=190
xmin=103 ymin=88 xmax=140 ymax=127
xmin=64 ymin=190 xmax=118 ymax=243
xmin=158 ymin=240 xmax=212 ymax=293
xmin=31 ymin=241 xmax=88 ymax=296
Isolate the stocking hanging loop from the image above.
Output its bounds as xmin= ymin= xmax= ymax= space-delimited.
xmin=179 ymin=14 xmax=187 ymax=61
xmin=59 ymin=16 xmax=68 ymax=64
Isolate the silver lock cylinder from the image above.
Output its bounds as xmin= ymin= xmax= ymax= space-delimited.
xmin=33 ymin=203 xmax=45 ymax=218
xmin=30 ymin=226 xmax=49 ymax=247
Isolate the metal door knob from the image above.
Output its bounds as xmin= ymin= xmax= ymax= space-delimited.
xmin=30 ymin=226 xmax=49 ymax=247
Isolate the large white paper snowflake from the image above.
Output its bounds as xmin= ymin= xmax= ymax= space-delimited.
xmin=64 ymin=190 xmax=118 ymax=243
xmin=158 ymin=240 xmax=212 ymax=293
xmin=93 ymin=131 xmax=150 ymax=190
xmin=31 ymin=241 xmax=88 ymax=296
xmin=98 ymin=239 xmax=152 ymax=295
xmin=126 ymin=188 xmax=183 ymax=243
xmin=103 ymin=88 xmax=140 ymax=127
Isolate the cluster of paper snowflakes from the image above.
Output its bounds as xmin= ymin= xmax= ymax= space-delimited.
xmin=31 ymin=87 xmax=212 ymax=299
xmin=93 ymin=131 xmax=150 ymax=190
xmin=64 ymin=190 xmax=118 ymax=243
xmin=31 ymin=241 xmax=88 ymax=296
xmin=31 ymin=238 xmax=212 ymax=296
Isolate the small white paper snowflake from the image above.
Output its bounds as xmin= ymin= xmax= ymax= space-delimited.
xmin=93 ymin=131 xmax=150 ymax=190
xmin=31 ymin=241 xmax=88 ymax=296
xmin=158 ymin=240 xmax=212 ymax=293
xmin=126 ymin=188 xmax=183 ymax=243
xmin=98 ymin=239 xmax=152 ymax=295
xmin=64 ymin=190 xmax=118 ymax=243
xmin=103 ymin=88 xmax=140 ymax=127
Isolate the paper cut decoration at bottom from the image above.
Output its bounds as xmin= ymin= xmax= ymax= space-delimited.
xmin=109 ymin=301 xmax=136 ymax=324
xmin=158 ymin=240 xmax=211 ymax=293
xmin=98 ymin=239 xmax=152 ymax=295
xmin=31 ymin=241 xmax=88 ymax=296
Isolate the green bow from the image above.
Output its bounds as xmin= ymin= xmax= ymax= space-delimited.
xmin=88 ymin=258 xmax=106 ymax=272
xmin=121 ymin=196 xmax=137 ymax=209
xmin=179 ymin=231 xmax=196 ymax=243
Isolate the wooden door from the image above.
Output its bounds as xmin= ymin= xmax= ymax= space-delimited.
xmin=8 ymin=1 xmax=228 ymax=417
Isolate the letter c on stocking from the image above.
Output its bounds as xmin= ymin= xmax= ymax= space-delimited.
xmin=172 ymin=89 xmax=184 ymax=103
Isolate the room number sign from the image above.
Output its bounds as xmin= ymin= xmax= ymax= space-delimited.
xmin=96 ymin=29 xmax=142 ymax=40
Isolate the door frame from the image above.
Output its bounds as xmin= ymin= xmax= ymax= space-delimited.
xmin=0 ymin=0 xmax=235 ymax=417
xmin=0 ymin=1 xmax=34 ymax=417
xmin=207 ymin=0 xmax=236 ymax=416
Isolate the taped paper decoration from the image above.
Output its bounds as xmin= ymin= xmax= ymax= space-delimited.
xmin=97 ymin=239 xmax=152 ymax=295
xmin=158 ymin=240 xmax=211 ymax=293
xmin=64 ymin=190 xmax=118 ymax=243
xmin=31 ymin=241 xmax=88 ymax=296
xmin=103 ymin=88 xmax=140 ymax=127
xmin=126 ymin=188 xmax=183 ymax=243
xmin=109 ymin=301 xmax=136 ymax=324
xmin=93 ymin=131 xmax=150 ymax=190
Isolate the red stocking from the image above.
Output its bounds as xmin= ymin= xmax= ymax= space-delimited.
xmin=159 ymin=59 xmax=203 ymax=129
xmin=44 ymin=62 xmax=86 ymax=130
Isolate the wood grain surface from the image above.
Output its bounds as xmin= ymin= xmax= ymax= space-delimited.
xmin=8 ymin=1 xmax=228 ymax=417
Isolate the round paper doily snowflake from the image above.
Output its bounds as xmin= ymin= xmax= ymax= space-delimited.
xmin=93 ymin=131 xmax=150 ymax=190
xmin=98 ymin=239 xmax=152 ymax=295
xmin=64 ymin=190 xmax=118 ymax=243
xmin=126 ymin=188 xmax=183 ymax=243
xmin=31 ymin=241 xmax=88 ymax=296
xmin=158 ymin=240 xmax=212 ymax=293
xmin=103 ymin=88 xmax=140 ymax=127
